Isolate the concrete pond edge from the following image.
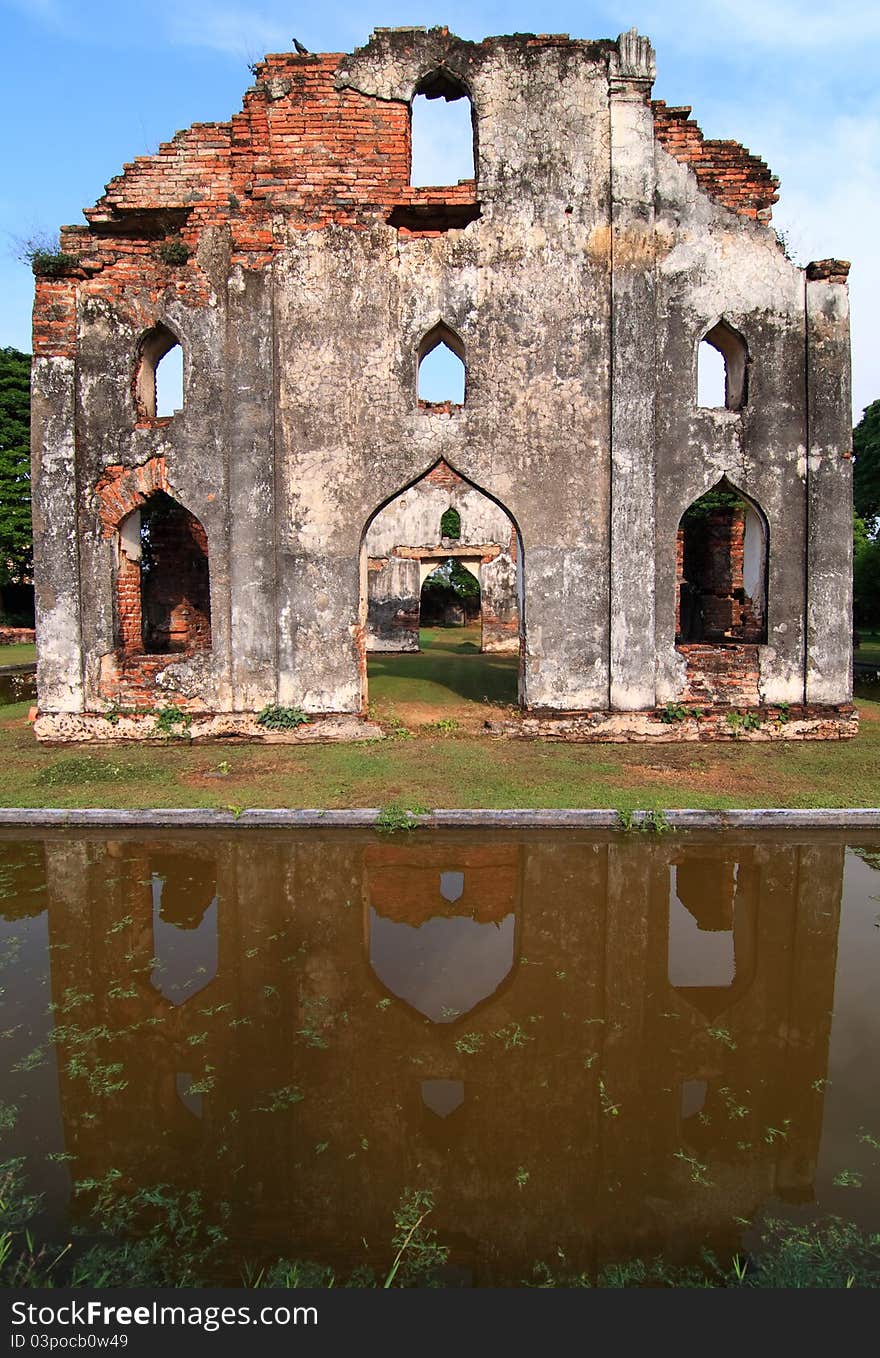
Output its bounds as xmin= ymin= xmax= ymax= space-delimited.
xmin=0 ymin=807 xmax=878 ymax=830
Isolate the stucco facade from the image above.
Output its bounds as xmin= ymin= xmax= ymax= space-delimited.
xmin=30 ymin=26 xmax=855 ymax=742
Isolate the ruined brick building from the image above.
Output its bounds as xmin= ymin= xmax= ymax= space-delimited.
xmin=30 ymin=26 xmax=855 ymax=741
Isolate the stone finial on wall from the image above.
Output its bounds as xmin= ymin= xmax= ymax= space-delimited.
xmin=611 ymin=29 xmax=656 ymax=86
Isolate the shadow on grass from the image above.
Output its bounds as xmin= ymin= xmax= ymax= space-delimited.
xmin=368 ymin=626 xmax=519 ymax=707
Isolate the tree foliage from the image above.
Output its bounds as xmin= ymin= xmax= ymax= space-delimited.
xmin=853 ymin=403 xmax=880 ymax=629
xmin=854 ymin=515 xmax=880 ymax=627
xmin=421 ymin=557 xmax=479 ymax=601
xmin=853 ymin=399 xmax=880 ymax=534
xmin=439 ymin=506 xmax=461 ymax=540
xmin=0 ymin=347 xmax=32 ymax=587
xmin=681 ymin=484 xmax=748 ymax=525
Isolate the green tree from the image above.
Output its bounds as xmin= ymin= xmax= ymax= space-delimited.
xmin=0 ymin=347 xmax=32 ymax=588
xmin=854 ymin=514 xmax=880 ymax=628
xmin=853 ymin=399 xmax=880 ymax=534
xmin=439 ymin=506 xmax=461 ymax=539
xmin=422 ymin=558 xmax=479 ymax=603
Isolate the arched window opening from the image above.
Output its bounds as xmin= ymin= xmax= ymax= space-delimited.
xmin=135 ymin=323 xmax=183 ymax=421
xmin=410 ymin=70 xmax=475 ymax=188
xmin=676 ymin=482 xmax=767 ymax=645
xmin=422 ymin=1079 xmax=465 ymax=1118
xmin=697 ymin=320 xmax=748 ymax=411
xmin=155 ymin=343 xmax=183 ymax=418
xmin=440 ymin=506 xmax=461 ymax=540
xmin=116 ymin=491 xmax=211 ymax=657
xmin=668 ymin=859 xmax=736 ymax=994
xmin=681 ymin=1079 xmax=709 ymax=1122
xmin=417 ymin=323 xmax=466 ymax=407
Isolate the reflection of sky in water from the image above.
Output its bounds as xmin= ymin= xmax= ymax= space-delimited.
xmin=0 ymin=908 xmax=68 ymax=1213
xmin=440 ymin=871 xmax=464 ymax=903
xmin=150 ymin=875 xmax=218 ymax=1004
xmin=668 ymin=866 xmax=735 ymax=988
xmin=369 ymin=907 xmax=515 ymax=1021
xmin=176 ymin=1072 xmax=203 ymax=1118
xmin=421 ymin=1079 xmax=465 ymax=1118
xmin=681 ymin=1078 xmax=708 ymax=1120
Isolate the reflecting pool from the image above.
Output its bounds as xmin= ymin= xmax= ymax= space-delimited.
xmin=0 ymin=829 xmax=878 ymax=1284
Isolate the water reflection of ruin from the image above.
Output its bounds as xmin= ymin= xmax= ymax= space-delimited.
xmin=43 ymin=832 xmax=842 ymax=1279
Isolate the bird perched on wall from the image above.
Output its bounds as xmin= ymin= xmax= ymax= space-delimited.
xmin=293 ymin=38 xmax=309 ymax=54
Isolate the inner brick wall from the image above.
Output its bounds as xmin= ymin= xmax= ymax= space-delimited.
xmin=675 ymin=507 xmax=765 ymax=707
xmin=676 ymin=510 xmax=764 ymax=644
xmin=140 ymin=504 xmax=211 ymax=654
xmin=115 ymin=498 xmax=211 ymax=659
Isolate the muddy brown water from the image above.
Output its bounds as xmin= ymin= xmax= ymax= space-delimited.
xmin=0 ymin=828 xmax=878 ymax=1284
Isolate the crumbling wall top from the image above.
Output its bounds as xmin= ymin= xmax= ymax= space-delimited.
xmin=43 ymin=26 xmax=789 ymax=291
xmin=652 ymin=100 xmax=780 ymax=222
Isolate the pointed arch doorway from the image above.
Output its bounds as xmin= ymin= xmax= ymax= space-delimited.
xmin=360 ymin=461 xmax=524 ymax=722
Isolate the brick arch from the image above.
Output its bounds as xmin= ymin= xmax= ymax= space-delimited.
xmin=95 ymin=456 xmax=170 ymax=537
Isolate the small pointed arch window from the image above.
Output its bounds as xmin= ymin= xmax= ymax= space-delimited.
xmin=417 ymin=322 xmax=466 ymax=406
xmin=440 ymin=506 xmax=461 ymax=540
xmin=410 ymin=69 xmax=476 ymax=187
xmin=697 ymin=319 xmax=748 ymax=411
xmin=135 ymin=322 xmax=183 ymax=421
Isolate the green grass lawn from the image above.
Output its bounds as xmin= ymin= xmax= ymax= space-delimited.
xmin=856 ymin=631 xmax=880 ymax=666
xmin=368 ymin=625 xmax=518 ymax=712
xmin=0 ymin=621 xmax=876 ymax=809
xmin=0 ymin=643 xmax=36 ymax=667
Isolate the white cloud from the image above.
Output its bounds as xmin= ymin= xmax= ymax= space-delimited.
xmin=696 ymin=0 xmax=880 ymax=48
xmin=704 ymin=94 xmax=880 ymax=417
xmin=164 ymin=3 xmax=292 ymax=59
xmin=1 ymin=0 xmax=69 ymax=30
xmin=602 ymin=0 xmax=880 ymax=52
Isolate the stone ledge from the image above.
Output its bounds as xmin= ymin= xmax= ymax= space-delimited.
xmin=33 ymin=711 xmax=384 ymax=745
xmin=33 ymin=707 xmax=858 ymax=744
xmin=0 ymin=808 xmax=877 ymax=830
xmin=488 ymin=708 xmax=858 ymax=742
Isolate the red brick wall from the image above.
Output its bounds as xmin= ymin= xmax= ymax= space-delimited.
xmin=33 ymin=48 xmax=784 ymax=362
xmin=677 ymin=644 xmax=761 ymax=707
xmin=652 ymin=101 xmax=779 ymax=223
xmin=424 ymin=460 xmax=464 ymax=489
xmin=116 ymin=552 xmax=143 ymax=655
xmin=35 ymin=51 xmax=481 ymax=355
xmin=677 ymin=509 xmax=764 ymax=644
xmin=140 ymin=502 xmax=211 ymax=654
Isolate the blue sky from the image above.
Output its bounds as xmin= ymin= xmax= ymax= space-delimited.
xmin=2 ymin=0 xmax=877 ymax=420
